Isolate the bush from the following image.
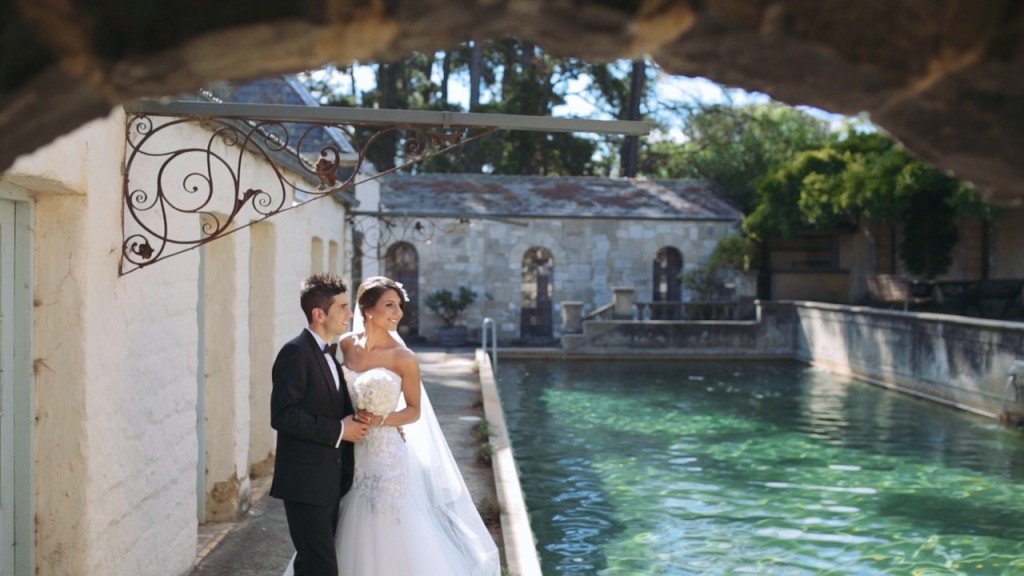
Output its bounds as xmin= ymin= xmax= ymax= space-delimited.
xmin=424 ymin=286 xmax=477 ymax=327
xmin=682 ymin=268 xmax=719 ymax=300
xmin=708 ymin=234 xmax=757 ymax=273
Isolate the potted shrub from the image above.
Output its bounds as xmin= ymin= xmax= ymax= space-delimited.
xmin=425 ymin=286 xmax=477 ymax=346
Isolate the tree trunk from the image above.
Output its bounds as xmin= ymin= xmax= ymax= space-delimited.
xmin=441 ymin=50 xmax=452 ymax=104
xmin=469 ymin=41 xmax=482 ymax=111
xmin=621 ymin=58 xmax=645 ymax=177
xmin=463 ymin=41 xmax=484 ymax=173
xmin=376 ymin=62 xmax=400 ymax=170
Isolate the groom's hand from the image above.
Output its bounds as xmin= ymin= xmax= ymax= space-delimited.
xmin=341 ymin=415 xmax=370 ymax=442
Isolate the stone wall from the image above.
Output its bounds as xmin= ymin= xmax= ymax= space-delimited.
xmin=396 ymin=216 xmax=738 ymax=343
xmin=563 ymin=301 xmax=1024 ymax=419
xmin=794 ymin=303 xmax=1024 ymax=418
xmin=562 ymin=301 xmax=795 ymax=357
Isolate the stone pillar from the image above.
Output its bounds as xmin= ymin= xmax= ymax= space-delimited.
xmin=561 ymin=301 xmax=584 ymax=333
xmin=612 ymin=287 xmax=635 ymax=319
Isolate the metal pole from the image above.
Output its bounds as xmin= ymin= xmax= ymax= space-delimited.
xmin=124 ymin=101 xmax=652 ymax=136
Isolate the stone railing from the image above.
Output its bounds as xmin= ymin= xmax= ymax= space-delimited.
xmin=634 ymin=301 xmax=738 ymax=321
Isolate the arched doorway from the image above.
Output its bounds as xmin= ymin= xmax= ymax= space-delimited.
xmin=385 ymin=242 xmax=420 ymax=337
xmin=521 ymin=247 xmax=554 ymax=340
xmin=653 ymin=246 xmax=683 ymax=319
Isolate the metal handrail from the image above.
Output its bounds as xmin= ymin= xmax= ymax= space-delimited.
xmin=481 ymin=317 xmax=497 ymax=373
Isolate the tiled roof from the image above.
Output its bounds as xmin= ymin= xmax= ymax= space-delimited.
xmin=378 ymin=173 xmax=743 ymax=220
xmin=200 ymin=75 xmax=357 ymax=157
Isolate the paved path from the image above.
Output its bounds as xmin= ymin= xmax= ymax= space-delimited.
xmin=189 ymin=348 xmax=501 ymax=575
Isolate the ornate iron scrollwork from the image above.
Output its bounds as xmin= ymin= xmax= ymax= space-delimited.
xmin=347 ymin=214 xmax=439 ymax=255
xmin=120 ymin=112 xmax=496 ymax=274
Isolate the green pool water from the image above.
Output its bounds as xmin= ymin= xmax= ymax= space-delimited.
xmin=497 ymin=359 xmax=1024 ymax=575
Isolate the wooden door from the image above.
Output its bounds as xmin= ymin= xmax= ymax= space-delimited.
xmin=652 ymin=247 xmax=682 ymax=319
xmin=520 ymin=247 xmax=554 ymax=339
xmin=385 ymin=242 xmax=420 ymax=336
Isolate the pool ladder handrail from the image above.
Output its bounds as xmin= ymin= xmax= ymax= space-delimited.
xmin=481 ymin=317 xmax=497 ymax=373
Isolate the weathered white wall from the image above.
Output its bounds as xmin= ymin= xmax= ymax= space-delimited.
xmin=352 ymin=179 xmax=383 ymax=280
xmin=10 ymin=109 xmax=200 ymax=575
xmin=248 ymin=221 xmax=277 ymax=475
xmin=202 ymin=212 xmax=251 ymax=521
xmin=5 ymin=105 xmax=351 ymax=574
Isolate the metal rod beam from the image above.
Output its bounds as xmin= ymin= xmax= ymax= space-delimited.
xmin=124 ymin=100 xmax=651 ymax=136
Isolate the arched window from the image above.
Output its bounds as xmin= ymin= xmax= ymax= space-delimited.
xmin=521 ymin=247 xmax=554 ymax=340
xmin=385 ymin=242 xmax=420 ymax=336
xmin=652 ymin=246 xmax=683 ymax=319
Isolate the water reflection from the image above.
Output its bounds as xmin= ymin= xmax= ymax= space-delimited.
xmin=499 ymin=360 xmax=1024 ymax=575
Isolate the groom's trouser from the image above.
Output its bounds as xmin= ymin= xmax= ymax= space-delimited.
xmin=284 ymin=499 xmax=340 ymax=576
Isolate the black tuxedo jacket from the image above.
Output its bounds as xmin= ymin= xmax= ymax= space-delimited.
xmin=269 ymin=330 xmax=355 ymax=506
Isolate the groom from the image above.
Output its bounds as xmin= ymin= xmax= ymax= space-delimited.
xmin=270 ymin=273 xmax=370 ymax=576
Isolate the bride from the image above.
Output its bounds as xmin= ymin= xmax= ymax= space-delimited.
xmin=285 ymin=276 xmax=500 ymax=575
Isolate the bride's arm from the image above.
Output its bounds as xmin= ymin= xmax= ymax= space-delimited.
xmin=378 ymin=350 xmax=421 ymax=427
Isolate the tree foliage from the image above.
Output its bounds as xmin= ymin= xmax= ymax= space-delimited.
xmin=300 ymin=51 xmax=992 ymax=279
xmin=744 ymin=130 xmax=988 ymax=278
xmin=640 ymin=103 xmax=833 ymax=212
xmin=708 ymin=234 xmax=758 ymax=272
xmin=309 ymin=40 xmax=613 ymax=176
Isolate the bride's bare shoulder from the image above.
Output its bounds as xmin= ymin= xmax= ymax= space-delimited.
xmin=392 ymin=346 xmax=420 ymax=375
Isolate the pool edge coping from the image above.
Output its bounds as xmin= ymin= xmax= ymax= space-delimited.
xmin=477 ymin=348 xmax=544 ymax=576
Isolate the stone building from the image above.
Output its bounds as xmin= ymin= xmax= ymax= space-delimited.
xmin=361 ymin=173 xmax=743 ymax=344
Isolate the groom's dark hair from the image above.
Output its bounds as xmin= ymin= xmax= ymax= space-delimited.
xmin=300 ymin=273 xmax=348 ymax=323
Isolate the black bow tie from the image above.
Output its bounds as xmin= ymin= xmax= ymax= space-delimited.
xmin=323 ymin=342 xmax=337 ymax=356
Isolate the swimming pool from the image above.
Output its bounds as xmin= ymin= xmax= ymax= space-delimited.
xmin=497 ymin=359 xmax=1024 ymax=575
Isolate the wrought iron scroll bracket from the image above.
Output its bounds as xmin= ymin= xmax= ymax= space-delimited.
xmin=119 ymin=112 xmax=497 ymax=275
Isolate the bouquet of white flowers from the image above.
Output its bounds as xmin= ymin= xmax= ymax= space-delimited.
xmin=354 ymin=368 xmax=399 ymax=416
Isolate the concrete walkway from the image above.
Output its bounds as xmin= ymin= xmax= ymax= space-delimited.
xmin=188 ymin=348 xmax=502 ymax=575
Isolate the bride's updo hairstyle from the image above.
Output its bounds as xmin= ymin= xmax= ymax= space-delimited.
xmin=356 ymin=276 xmax=406 ymax=315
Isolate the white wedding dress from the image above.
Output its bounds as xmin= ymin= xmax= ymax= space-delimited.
xmin=337 ymin=366 xmax=499 ymax=575
xmin=284 ymin=366 xmax=500 ymax=576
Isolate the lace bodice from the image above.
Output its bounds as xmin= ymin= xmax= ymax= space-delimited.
xmin=344 ymin=367 xmax=407 ymax=521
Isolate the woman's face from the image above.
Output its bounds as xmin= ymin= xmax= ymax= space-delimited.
xmin=364 ymin=287 xmax=404 ymax=331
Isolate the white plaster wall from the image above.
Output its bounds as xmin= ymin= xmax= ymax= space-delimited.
xmin=7 ymin=106 xmax=352 ymax=574
xmin=352 ymin=179 xmax=382 ymax=279
xmin=249 ymin=222 xmax=277 ymax=473
xmin=202 ymin=216 xmax=251 ymax=520
xmin=10 ymin=109 xmax=199 ymax=575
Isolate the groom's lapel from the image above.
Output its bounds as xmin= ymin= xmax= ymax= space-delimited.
xmin=303 ymin=331 xmax=343 ymax=416
xmin=319 ymin=355 xmax=345 ymax=418
xmin=337 ymin=367 xmax=353 ymax=416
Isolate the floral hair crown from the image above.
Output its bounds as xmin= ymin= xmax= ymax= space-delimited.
xmin=394 ymin=281 xmax=410 ymax=302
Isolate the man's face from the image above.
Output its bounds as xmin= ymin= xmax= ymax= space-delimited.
xmin=320 ymin=292 xmax=353 ymax=339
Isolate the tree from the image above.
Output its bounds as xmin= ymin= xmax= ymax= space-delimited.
xmin=897 ymin=165 xmax=962 ymax=278
xmin=302 ymin=41 xmax=637 ymax=176
xmin=644 ymin=103 xmax=833 ymax=212
xmin=744 ymin=129 xmax=988 ymax=278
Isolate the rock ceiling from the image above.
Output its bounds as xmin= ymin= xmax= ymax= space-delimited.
xmin=3 ymin=0 xmax=1022 ymax=204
